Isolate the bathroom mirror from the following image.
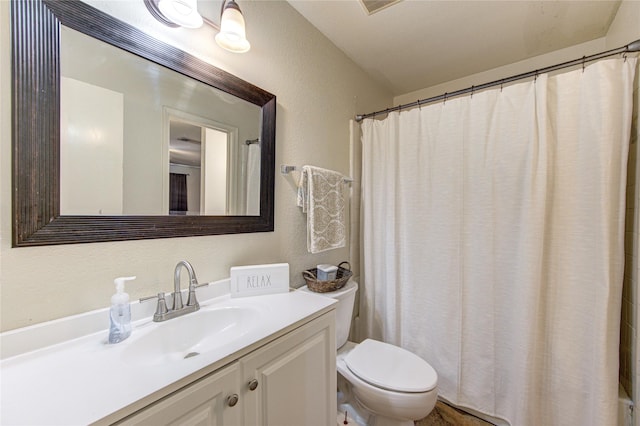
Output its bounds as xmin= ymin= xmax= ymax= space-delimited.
xmin=11 ymin=0 xmax=275 ymax=246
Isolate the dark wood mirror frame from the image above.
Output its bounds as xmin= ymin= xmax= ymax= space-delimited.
xmin=11 ymin=0 xmax=276 ymax=247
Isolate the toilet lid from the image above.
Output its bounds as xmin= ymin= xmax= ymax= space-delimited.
xmin=344 ymin=339 xmax=437 ymax=393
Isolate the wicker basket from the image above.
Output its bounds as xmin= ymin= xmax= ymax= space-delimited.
xmin=303 ymin=261 xmax=352 ymax=293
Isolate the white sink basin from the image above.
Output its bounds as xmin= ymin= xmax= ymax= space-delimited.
xmin=123 ymin=306 xmax=261 ymax=365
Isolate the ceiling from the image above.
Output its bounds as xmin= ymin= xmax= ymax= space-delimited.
xmin=287 ymin=0 xmax=621 ymax=96
xmin=170 ymin=121 xmax=202 ymax=168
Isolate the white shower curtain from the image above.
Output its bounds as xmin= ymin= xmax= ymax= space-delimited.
xmin=360 ymin=58 xmax=636 ymax=425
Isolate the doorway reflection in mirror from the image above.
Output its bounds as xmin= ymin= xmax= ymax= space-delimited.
xmin=167 ymin=115 xmax=260 ymax=216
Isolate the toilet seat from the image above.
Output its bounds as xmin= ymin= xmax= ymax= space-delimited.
xmin=344 ymin=339 xmax=437 ymax=393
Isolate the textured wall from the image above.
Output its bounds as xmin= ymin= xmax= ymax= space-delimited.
xmin=605 ymin=0 xmax=640 ymax=405
xmin=0 ymin=0 xmax=391 ymax=331
xmin=620 ymin=67 xmax=638 ymax=402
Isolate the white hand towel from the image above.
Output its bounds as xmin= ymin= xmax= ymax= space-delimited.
xmin=297 ymin=165 xmax=346 ymax=254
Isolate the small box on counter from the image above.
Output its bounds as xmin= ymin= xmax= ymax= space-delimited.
xmin=317 ymin=264 xmax=338 ymax=281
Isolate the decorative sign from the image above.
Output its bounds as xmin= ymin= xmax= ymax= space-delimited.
xmin=230 ymin=263 xmax=290 ymax=298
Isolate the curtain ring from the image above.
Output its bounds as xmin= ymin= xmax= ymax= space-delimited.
xmin=417 ymin=99 xmax=422 ymax=110
xmin=582 ymin=56 xmax=586 ymax=73
xmin=500 ymin=81 xmax=503 ymax=92
xmin=623 ymin=52 xmax=628 ymax=62
xmin=471 ymin=85 xmax=475 ymax=99
xmin=443 ymin=92 xmax=447 ymax=105
xmin=534 ymin=71 xmax=539 ymax=83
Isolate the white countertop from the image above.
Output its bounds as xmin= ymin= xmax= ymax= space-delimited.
xmin=0 ymin=283 xmax=335 ymax=425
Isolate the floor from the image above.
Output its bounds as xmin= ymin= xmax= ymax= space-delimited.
xmin=416 ymin=401 xmax=495 ymax=426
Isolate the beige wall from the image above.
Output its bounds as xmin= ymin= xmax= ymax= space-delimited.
xmin=0 ymin=0 xmax=392 ymax=331
xmin=394 ymin=37 xmax=608 ymax=106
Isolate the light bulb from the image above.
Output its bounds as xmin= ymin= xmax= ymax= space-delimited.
xmin=215 ymin=1 xmax=250 ymax=53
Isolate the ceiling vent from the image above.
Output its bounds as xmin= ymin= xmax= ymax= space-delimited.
xmin=359 ymin=0 xmax=402 ymax=15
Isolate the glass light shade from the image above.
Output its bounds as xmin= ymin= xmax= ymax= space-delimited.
xmin=158 ymin=0 xmax=203 ymax=28
xmin=215 ymin=5 xmax=251 ymax=53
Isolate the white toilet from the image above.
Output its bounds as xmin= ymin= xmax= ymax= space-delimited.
xmin=300 ymin=280 xmax=438 ymax=426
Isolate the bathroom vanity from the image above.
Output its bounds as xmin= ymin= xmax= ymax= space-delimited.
xmin=0 ymin=282 xmax=337 ymax=425
xmin=115 ymin=312 xmax=334 ymax=426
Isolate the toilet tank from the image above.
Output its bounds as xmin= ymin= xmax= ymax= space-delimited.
xmin=299 ymin=280 xmax=358 ymax=349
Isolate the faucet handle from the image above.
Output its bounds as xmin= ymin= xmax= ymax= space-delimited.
xmin=154 ymin=293 xmax=169 ymax=317
xmin=191 ymin=282 xmax=208 ymax=290
xmin=186 ymin=282 xmax=207 ymax=308
xmin=140 ymin=293 xmax=169 ymax=320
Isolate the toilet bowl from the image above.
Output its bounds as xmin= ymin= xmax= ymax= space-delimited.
xmin=338 ymin=340 xmax=438 ymax=425
xmin=299 ymin=280 xmax=438 ymax=426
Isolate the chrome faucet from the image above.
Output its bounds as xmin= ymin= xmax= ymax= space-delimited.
xmin=174 ymin=260 xmax=199 ymax=311
xmin=140 ymin=260 xmax=204 ymax=322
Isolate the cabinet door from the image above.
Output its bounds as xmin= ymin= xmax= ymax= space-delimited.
xmin=117 ymin=362 xmax=242 ymax=426
xmin=241 ymin=311 xmax=336 ymax=426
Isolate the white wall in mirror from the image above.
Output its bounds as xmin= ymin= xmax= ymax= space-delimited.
xmin=202 ymin=127 xmax=228 ymax=215
xmin=60 ymin=77 xmax=124 ymax=215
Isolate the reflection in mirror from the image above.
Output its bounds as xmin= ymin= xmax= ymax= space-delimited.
xmin=169 ymin=120 xmax=203 ymax=216
xmin=166 ymin=114 xmax=260 ymax=216
xmin=59 ymin=25 xmax=261 ymax=216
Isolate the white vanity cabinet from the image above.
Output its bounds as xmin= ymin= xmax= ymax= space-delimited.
xmin=116 ymin=362 xmax=243 ymax=426
xmin=115 ymin=311 xmax=335 ymax=426
xmin=241 ymin=309 xmax=336 ymax=426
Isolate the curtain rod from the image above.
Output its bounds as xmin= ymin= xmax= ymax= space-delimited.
xmin=355 ymin=39 xmax=640 ymax=122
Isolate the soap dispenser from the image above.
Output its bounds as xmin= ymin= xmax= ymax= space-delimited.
xmin=108 ymin=276 xmax=136 ymax=344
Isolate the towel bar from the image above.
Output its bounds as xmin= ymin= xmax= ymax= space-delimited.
xmin=280 ymin=165 xmax=353 ymax=183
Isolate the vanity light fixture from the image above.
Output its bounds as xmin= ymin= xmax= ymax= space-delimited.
xmin=144 ymin=0 xmax=203 ymax=29
xmin=215 ymin=0 xmax=251 ymax=53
